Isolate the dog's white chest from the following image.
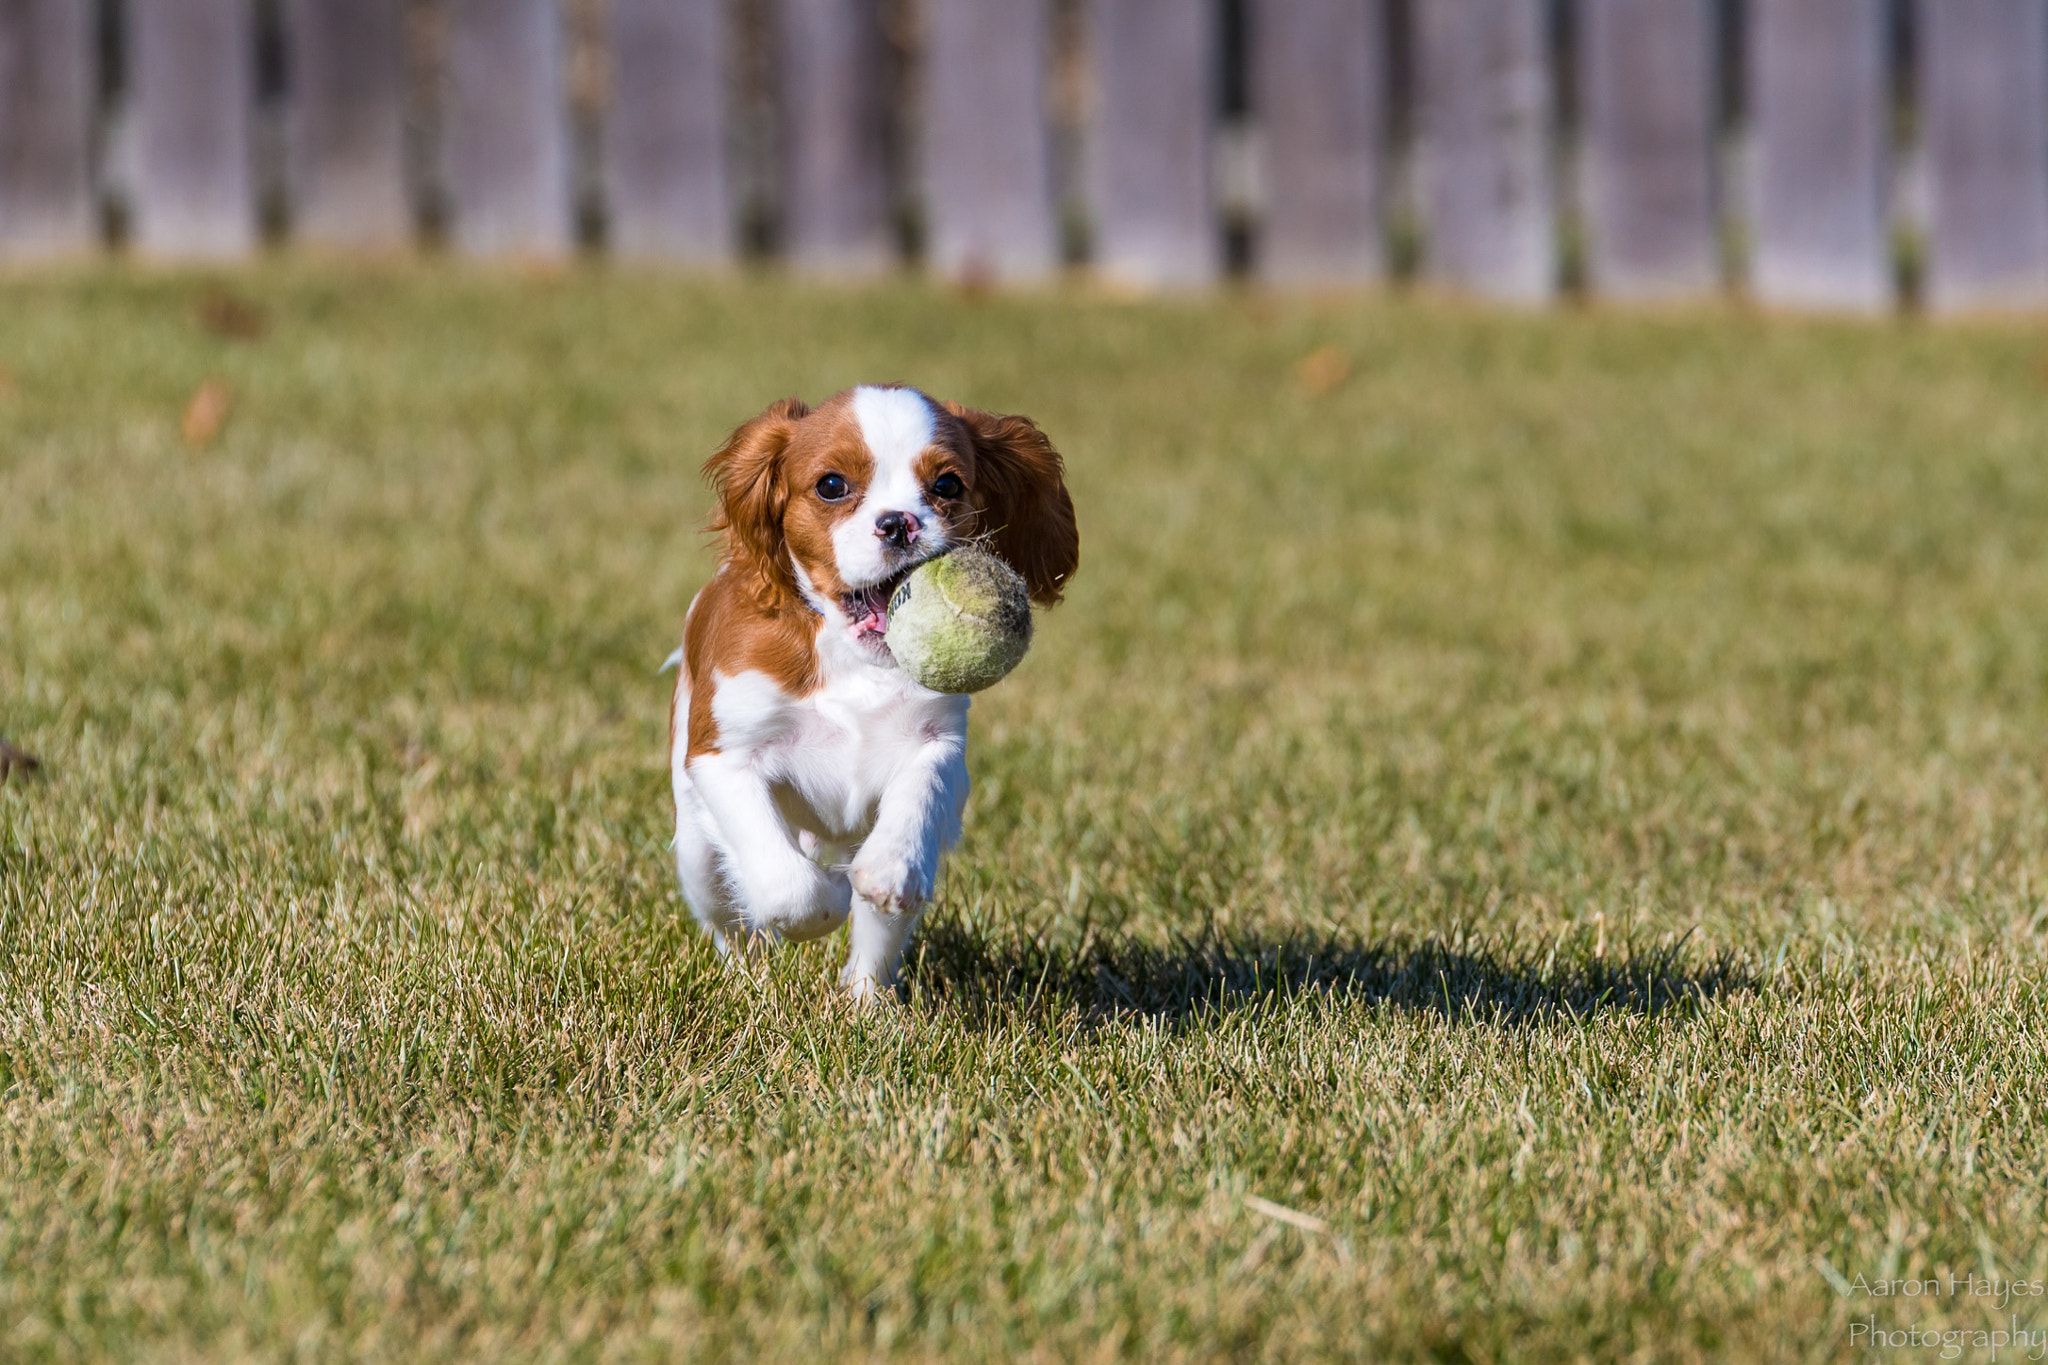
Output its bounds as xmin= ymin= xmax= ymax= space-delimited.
xmin=707 ymin=639 xmax=967 ymax=843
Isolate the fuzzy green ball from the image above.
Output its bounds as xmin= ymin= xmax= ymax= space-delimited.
xmin=886 ymin=547 xmax=1034 ymax=694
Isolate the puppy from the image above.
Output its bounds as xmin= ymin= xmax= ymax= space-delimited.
xmin=669 ymin=386 xmax=1078 ymax=999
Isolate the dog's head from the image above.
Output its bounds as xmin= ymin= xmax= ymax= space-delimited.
xmin=705 ymin=386 xmax=1078 ymax=648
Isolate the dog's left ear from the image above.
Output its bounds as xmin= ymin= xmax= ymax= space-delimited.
xmin=944 ymin=402 xmax=1079 ymax=605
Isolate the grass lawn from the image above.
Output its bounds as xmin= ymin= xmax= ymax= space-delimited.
xmin=4 ymin=266 xmax=2048 ymax=1362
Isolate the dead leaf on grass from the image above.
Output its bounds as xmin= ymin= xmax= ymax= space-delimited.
xmin=1296 ymin=346 xmax=1352 ymax=396
xmin=950 ymin=257 xmax=997 ymax=302
xmin=181 ymin=378 xmax=234 ymax=449
xmin=196 ymin=288 xmax=266 ymax=340
xmin=1244 ymin=1194 xmax=1327 ymax=1233
xmin=0 ymin=738 xmax=41 ymax=782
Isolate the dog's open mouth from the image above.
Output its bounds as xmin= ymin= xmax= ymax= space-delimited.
xmin=841 ymin=562 xmax=921 ymax=643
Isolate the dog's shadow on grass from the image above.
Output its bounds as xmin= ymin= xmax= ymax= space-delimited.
xmin=901 ymin=919 xmax=1754 ymax=1030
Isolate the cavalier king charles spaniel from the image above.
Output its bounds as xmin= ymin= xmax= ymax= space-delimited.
xmin=668 ymin=386 xmax=1078 ymax=999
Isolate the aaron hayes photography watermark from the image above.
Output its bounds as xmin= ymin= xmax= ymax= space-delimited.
xmin=1820 ymin=1264 xmax=2048 ymax=1359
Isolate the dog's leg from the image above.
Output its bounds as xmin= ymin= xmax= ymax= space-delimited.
xmin=671 ymin=683 xmax=762 ymax=956
xmin=688 ymin=751 xmax=852 ymax=942
xmin=672 ymin=770 xmax=762 ymax=955
xmin=841 ymin=890 xmax=926 ymax=1002
xmin=844 ymin=737 xmax=969 ymax=999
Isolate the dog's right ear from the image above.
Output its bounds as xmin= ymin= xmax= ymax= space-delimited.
xmin=705 ymin=396 xmax=809 ymax=601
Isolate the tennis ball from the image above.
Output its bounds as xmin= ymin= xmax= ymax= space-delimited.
xmin=886 ymin=547 xmax=1034 ymax=693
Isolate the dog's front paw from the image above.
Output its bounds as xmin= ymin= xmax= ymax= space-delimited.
xmin=849 ymin=851 xmax=930 ymax=915
xmin=748 ymin=862 xmax=852 ymax=942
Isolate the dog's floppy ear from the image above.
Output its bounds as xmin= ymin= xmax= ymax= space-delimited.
xmin=705 ymin=396 xmax=809 ymax=602
xmin=944 ymin=402 xmax=1079 ymax=605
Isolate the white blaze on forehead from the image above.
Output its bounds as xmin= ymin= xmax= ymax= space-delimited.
xmin=851 ymin=386 xmax=936 ymax=491
xmin=833 ymin=386 xmax=948 ymax=589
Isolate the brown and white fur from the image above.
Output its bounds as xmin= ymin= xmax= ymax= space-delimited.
xmin=667 ymin=386 xmax=1078 ymax=999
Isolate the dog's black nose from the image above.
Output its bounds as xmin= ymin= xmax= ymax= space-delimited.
xmin=875 ymin=510 xmax=920 ymax=549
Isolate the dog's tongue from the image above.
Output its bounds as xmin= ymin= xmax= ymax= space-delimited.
xmin=852 ymin=601 xmax=888 ymax=637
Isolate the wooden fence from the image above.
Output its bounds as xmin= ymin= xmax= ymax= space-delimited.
xmin=3 ymin=0 xmax=2047 ymax=311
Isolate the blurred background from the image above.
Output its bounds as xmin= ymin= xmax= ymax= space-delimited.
xmin=3 ymin=0 xmax=2046 ymax=312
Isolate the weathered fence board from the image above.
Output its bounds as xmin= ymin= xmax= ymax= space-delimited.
xmin=1579 ymin=0 xmax=1719 ymax=298
xmin=285 ymin=0 xmax=411 ymax=250
xmin=1919 ymin=0 xmax=2048 ymax=312
xmin=1089 ymin=0 xmax=1217 ymax=287
xmin=1748 ymin=0 xmax=1888 ymax=310
xmin=1414 ymin=0 xmax=1553 ymax=301
xmin=19 ymin=0 xmax=2048 ymax=316
xmin=606 ymin=0 xmax=730 ymax=263
xmin=444 ymin=0 xmax=571 ymax=257
xmin=1253 ymin=0 xmax=1385 ymax=284
xmin=780 ymin=0 xmax=892 ymax=273
xmin=0 ymin=0 xmax=95 ymax=257
xmin=924 ymin=0 xmax=1057 ymax=283
xmin=130 ymin=0 xmax=257 ymax=258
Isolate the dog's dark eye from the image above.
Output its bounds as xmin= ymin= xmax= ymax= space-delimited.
xmin=931 ymin=472 xmax=965 ymax=500
xmin=816 ymin=473 xmax=850 ymax=502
